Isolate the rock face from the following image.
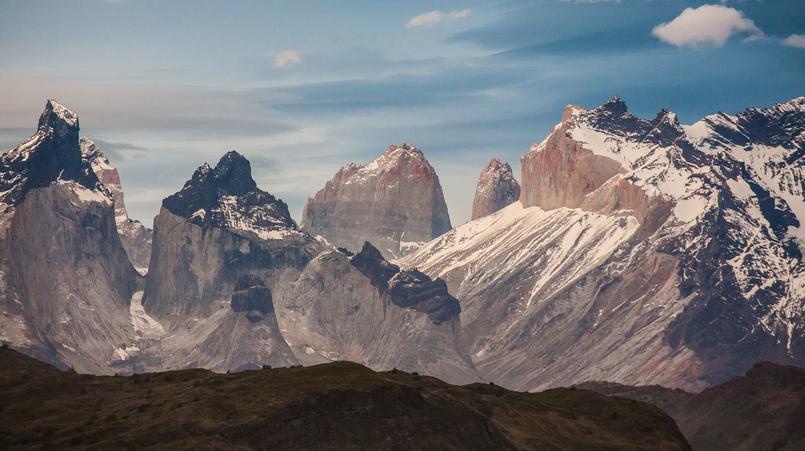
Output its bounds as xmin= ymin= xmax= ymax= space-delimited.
xmin=301 ymin=143 xmax=451 ymax=259
xmin=80 ymin=138 xmax=152 ymax=274
xmin=0 ymin=100 xmax=140 ymax=373
xmin=0 ymin=103 xmax=478 ymax=382
xmin=402 ymin=96 xmax=805 ymax=391
xmin=140 ymin=151 xmax=475 ymax=382
xmin=273 ymin=241 xmax=477 ymax=384
xmin=471 ymin=158 xmax=520 ymax=219
xmin=142 ymin=151 xmax=313 ymax=371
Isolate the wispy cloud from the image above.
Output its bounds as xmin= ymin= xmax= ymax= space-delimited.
xmin=782 ymin=34 xmax=805 ymax=49
xmin=651 ymin=4 xmax=763 ymax=48
xmin=274 ymin=50 xmax=302 ymax=69
xmin=405 ymin=9 xmax=471 ymax=29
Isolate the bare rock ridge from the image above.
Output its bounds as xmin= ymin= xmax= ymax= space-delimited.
xmin=80 ymin=137 xmax=152 ymax=274
xmin=402 ymin=96 xmax=804 ymax=392
xmin=0 ymin=100 xmax=139 ymax=373
xmin=471 ymin=158 xmax=520 ymax=219
xmin=301 ymin=142 xmax=451 ymax=259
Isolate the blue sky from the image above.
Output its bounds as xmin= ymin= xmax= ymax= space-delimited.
xmin=0 ymin=0 xmax=803 ymax=225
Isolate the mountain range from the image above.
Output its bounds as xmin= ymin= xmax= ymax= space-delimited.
xmin=0 ymin=96 xmax=802 ymax=396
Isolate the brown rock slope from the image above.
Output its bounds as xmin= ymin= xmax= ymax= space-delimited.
xmin=301 ymin=142 xmax=451 ymax=259
xmin=0 ymin=347 xmax=690 ymax=450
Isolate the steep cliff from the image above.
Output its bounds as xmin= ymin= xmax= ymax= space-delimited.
xmin=471 ymin=158 xmax=520 ymax=220
xmin=301 ymin=142 xmax=451 ymax=259
xmin=142 ymin=151 xmax=315 ymax=370
xmin=0 ymin=100 xmax=140 ymax=373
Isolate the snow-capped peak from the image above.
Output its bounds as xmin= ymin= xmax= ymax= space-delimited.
xmin=162 ymin=151 xmax=298 ymax=241
xmin=0 ymin=100 xmax=107 ymax=210
xmin=46 ymin=99 xmax=78 ymax=125
xmin=38 ymin=99 xmax=79 ymax=137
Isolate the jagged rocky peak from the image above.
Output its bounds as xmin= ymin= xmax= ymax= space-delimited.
xmin=301 ymin=141 xmax=452 ymax=259
xmin=579 ymin=96 xmax=686 ymax=146
xmin=0 ymin=100 xmax=104 ymax=209
xmin=471 ymin=158 xmax=521 ymax=220
xmin=38 ymin=99 xmax=79 ymax=139
xmin=162 ymin=150 xmax=296 ymax=238
xmin=688 ymin=96 xmax=805 ymax=150
xmin=598 ymin=95 xmax=628 ymax=115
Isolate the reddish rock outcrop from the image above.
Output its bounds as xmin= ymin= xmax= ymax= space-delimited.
xmin=301 ymin=142 xmax=451 ymax=259
xmin=471 ymin=159 xmax=520 ymax=220
xmin=519 ymin=105 xmax=625 ymax=212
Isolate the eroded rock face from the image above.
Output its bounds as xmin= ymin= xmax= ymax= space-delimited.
xmin=0 ymin=100 xmax=140 ymax=373
xmin=80 ymin=138 xmax=152 ymax=274
xmin=403 ymin=96 xmax=805 ymax=391
xmin=301 ymin=143 xmax=451 ymax=259
xmin=471 ymin=159 xmax=520 ymax=220
xmin=273 ymin=242 xmax=478 ymax=384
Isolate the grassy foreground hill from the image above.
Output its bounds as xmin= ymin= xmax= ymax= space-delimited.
xmin=0 ymin=347 xmax=689 ymax=450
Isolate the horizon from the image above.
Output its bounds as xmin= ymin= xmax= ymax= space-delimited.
xmin=1 ymin=0 xmax=803 ymax=225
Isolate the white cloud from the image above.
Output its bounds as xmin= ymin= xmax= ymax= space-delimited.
xmin=274 ymin=50 xmax=302 ymax=69
xmin=782 ymin=34 xmax=805 ymax=49
xmin=651 ymin=4 xmax=764 ymax=48
xmin=405 ymin=9 xmax=471 ymax=29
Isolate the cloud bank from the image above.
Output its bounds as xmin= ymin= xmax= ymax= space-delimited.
xmin=652 ymin=4 xmax=763 ymax=48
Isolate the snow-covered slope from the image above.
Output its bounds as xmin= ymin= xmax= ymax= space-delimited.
xmin=403 ymin=96 xmax=804 ymax=391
